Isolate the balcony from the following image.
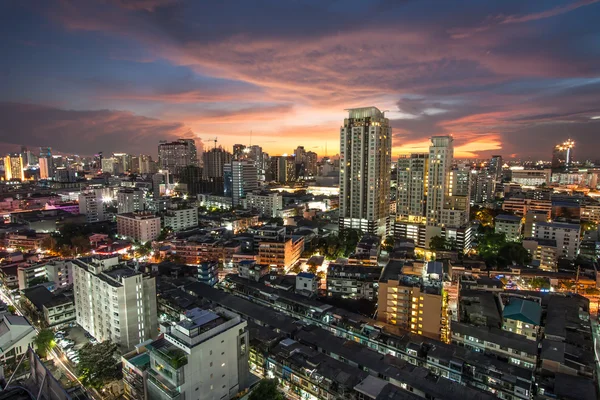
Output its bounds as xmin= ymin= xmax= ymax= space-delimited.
xmin=147 ymin=370 xmax=181 ymax=400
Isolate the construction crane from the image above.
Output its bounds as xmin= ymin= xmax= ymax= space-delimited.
xmin=204 ymin=137 xmax=218 ymax=150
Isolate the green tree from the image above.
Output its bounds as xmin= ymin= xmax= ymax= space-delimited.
xmin=58 ymin=244 xmax=75 ymax=258
xmin=477 ymin=231 xmax=506 ymax=265
xmin=78 ymin=341 xmax=119 ymax=388
xmin=497 ymin=242 xmax=531 ymax=268
xmin=471 ymin=206 xmax=495 ymax=227
xmin=529 ymin=277 xmax=550 ymax=290
xmin=7 ymin=305 xmax=16 ymax=314
xmin=249 ymin=380 xmax=283 ymax=400
xmin=382 ymin=236 xmax=395 ymax=252
xmin=33 ymin=329 xmax=55 ymax=358
xmin=307 ymin=264 xmax=318 ymax=274
xmin=429 ymin=236 xmax=447 ymax=251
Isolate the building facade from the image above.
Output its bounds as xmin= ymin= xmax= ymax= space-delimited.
xmin=164 ymin=207 xmax=198 ymax=232
xmin=72 ymin=256 xmax=158 ymax=351
xmin=339 ymin=107 xmax=392 ymax=236
xmin=117 ymin=213 xmax=161 ymax=243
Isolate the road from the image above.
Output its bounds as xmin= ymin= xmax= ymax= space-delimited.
xmin=0 ymin=286 xmax=98 ymax=399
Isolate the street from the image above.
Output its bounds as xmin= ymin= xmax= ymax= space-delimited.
xmin=0 ymin=286 xmax=97 ymax=399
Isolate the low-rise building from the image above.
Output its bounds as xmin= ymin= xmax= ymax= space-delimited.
xmin=238 ymin=260 xmax=269 ymax=282
xmin=532 ymin=221 xmax=580 ymax=260
xmin=523 ymin=238 xmax=558 ymax=271
xmin=257 ymin=236 xmax=304 ymax=269
xmin=377 ymin=261 xmax=448 ymax=341
xmin=295 ymin=272 xmax=319 ymax=295
xmin=327 ymin=264 xmax=382 ymax=301
xmin=198 ymin=261 xmax=218 ymax=287
xmin=117 ymin=212 xmax=161 ymax=243
xmin=7 ymin=233 xmax=48 ymax=251
xmin=495 ymin=214 xmax=523 ymax=242
xmin=0 ymin=314 xmax=36 ymax=364
xmin=163 ymin=207 xmax=198 ymax=232
xmin=502 ymin=297 xmax=541 ymax=340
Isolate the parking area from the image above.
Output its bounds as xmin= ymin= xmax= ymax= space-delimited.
xmin=54 ymin=326 xmax=95 ymax=365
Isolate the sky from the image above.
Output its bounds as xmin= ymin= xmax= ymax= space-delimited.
xmin=1 ymin=0 xmax=600 ymax=160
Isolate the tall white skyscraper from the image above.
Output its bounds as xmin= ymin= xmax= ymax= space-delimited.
xmin=158 ymin=138 xmax=199 ymax=173
xmin=339 ymin=107 xmax=392 ymax=236
xmin=426 ymin=136 xmax=454 ymax=227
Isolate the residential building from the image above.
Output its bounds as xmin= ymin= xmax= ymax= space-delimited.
xmin=489 ymin=155 xmax=503 ymax=180
xmin=72 ymin=256 xmax=158 ymax=351
xmin=426 ymin=135 xmax=453 ymax=227
xmin=510 ymin=169 xmax=551 ymax=186
xmin=524 ymin=209 xmax=549 ymax=237
xmin=257 ymin=236 xmax=304 ymax=269
xmin=581 ymin=203 xmax=600 ymax=224
xmin=502 ymin=298 xmax=541 ymax=340
xmin=21 ymin=286 xmax=76 ymax=328
xmin=170 ymin=237 xmax=228 ymax=264
xmin=451 ymin=322 xmax=537 ymax=370
xmin=377 ymin=261 xmax=448 ymax=341
xmin=122 ymin=345 xmax=151 ymax=400
xmin=198 ymin=261 xmax=219 ymax=287
xmin=522 ymin=238 xmax=558 ymax=271
xmin=7 ymin=233 xmax=47 ymax=251
xmin=326 ymin=264 xmax=382 ymax=301
xmin=145 ymin=307 xmax=249 ymax=400
xmin=532 ymin=221 xmax=580 ymax=259
xmin=238 ymin=261 xmax=268 ymax=282
xmin=224 ymin=161 xmax=258 ymax=207
xmin=339 ymin=107 xmax=392 ymax=236
xmin=4 ymin=154 xmax=25 ymax=181
xmin=79 ymin=190 xmax=107 ymax=223
xmin=396 ymin=154 xmax=428 ymax=223
xmin=17 ymin=263 xmax=47 ymax=290
xmin=203 ymin=147 xmax=232 ymax=179
xmin=158 ymin=138 xmax=199 ymax=173
xmin=139 ymin=154 xmax=156 ymax=174
xmin=45 ymin=260 xmax=73 ymax=288
xmin=503 ymin=196 xmax=552 ymax=217
xmin=471 ymin=169 xmax=496 ymax=205
xmin=242 ymin=192 xmax=283 ymax=218
xmin=0 ymin=314 xmax=36 ymax=364
xmin=495 ymin=214 xmax=523 ymax=242
xmin=117 ymin=212 xmax=161 ymax=243
xmin=295 ymin=272 xmax=319 ymax=295
xmin=39 ymin=157 xmax=51 ymax=179
xmin=117 ymin=188 xmax=145 ymax=214
xmin=164 ymin=207 xmax=198 ymax=232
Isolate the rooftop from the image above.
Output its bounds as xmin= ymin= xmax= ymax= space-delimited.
xmin=495 ymin=214 xmax=522 ymax=222
xmin=503 ymin=298 xmax=542 ymax=326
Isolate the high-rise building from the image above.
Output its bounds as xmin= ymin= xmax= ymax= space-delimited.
xmin=4 ymin=154 xmax=25 ymax=181
xmin=232 ymin=144 xmax=247 ymax=160
xmin=471 ymin=169 xmax=496 ymax=205
xmin=54 ymin=167 xmax=76 ymax=183
xmin=304 ymin=151 xmax=318 ymax=177
xmin=426 ymin=136 xmax=454 ymax=227
xmin=203 ymin=147 xmax=233 ymax=178
xmin=294 ymin=146 xmax=306 ymax=164
xmin=117 ymin=188 xmax=145 ymax=214
xmin=339 ymin=107 xmax=392 ymax=236
xmin=113 ymin=153 xmax=133 ymax=173
xmin=551 ymin=139 xmax=575 ymax=170
xmin=38 ymin=157 xmax=51 ymax=179
xmin=247 ymin=145 xmax=266 ymax=183
xmin=72 ymin=256 xmax=158 ymax=351
xmin=145 ymin=307 xmax=249 ymax=400
xmin=489 ymin=155 xmax=503 ymax=180
xmin=158 ymin=138 xmax=199 ymax=173
xmin=78 ymin=190 xmax=107 ymax=223
xmin=396 ymin=154 xmax=429 ymax=222
xmin=532 ymin=221 xmax=580 ymax=260
xmin=138 ymin=154 xmax=155 ymax=174
xmin=224 ymin=161 xmax=258 ymax=207
xmin=440 ymin=164 xmax=471 ymax=228
xmin=164 ymin=207 xmax=199 ymax=231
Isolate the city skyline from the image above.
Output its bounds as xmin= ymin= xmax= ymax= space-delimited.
xmin=1 ymin=1 xmax=600 ymax=159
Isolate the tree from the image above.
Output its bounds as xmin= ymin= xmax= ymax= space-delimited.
xmin=7 ymin=305 xmax=16 ymax=314
xmin=477 ymin=231 xmax=506 ymax=265
xmin=157 ymin=227 xmax=172 ymax=241
xmin=58 ymin=244 xmax=75 ymax=258
xmin=382 ymin=236 xmax=395 ymax=252
xmin=41 ymin=236 xmax=58 ymax=252
xmin=497 ymin=242 xmax=531 ymax=268
xmin=33 ymin=329 xmax=55 ymax=358
xmin=307 ymin=264 xmax=318 ymax=274
xmin=78 ymin=341 xmax=119 ymax=388
xmin=530 ymin=277 xmax=550 ymax=290
xmin=249 ymin=380 xmax=283 ymax=400
xmin=429 ymin=236 xmax=447 ymax=251
xmin=71 ymin=236 xmax=91 ymax=255
xmin=471 ymin=206 xmax=495 ymax=227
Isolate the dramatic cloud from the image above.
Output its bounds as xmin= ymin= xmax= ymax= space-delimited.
xmin=1 ymin=0 xmax=600 ymax=158
xmin=0 ymin=102 xmax=194 ymax=155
